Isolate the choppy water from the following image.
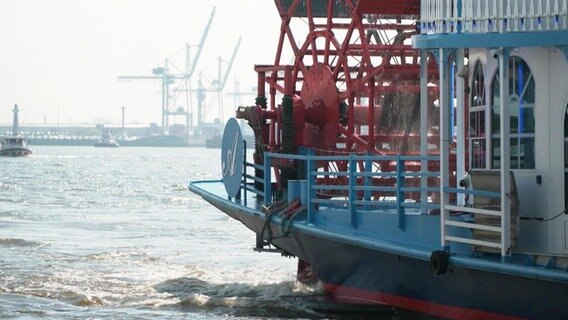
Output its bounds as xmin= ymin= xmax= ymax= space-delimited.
xmin=0 ymin=147 xmax=329 ymax=319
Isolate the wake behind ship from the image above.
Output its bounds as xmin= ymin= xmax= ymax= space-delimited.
xmin=189 ymin=1 xmax=568 ymax=319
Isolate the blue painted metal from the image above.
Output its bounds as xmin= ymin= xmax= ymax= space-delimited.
xmin=396 ymin=156 xmax=405 ymax=230
xmin=413 ymin=30 xmax=568 ymax=49
xmin=348 ymin=155 xmax=356 ymax=228
xmin=364 ymin=156 xmax=372 ymax=208
xmin=444 ymin=187 xmax=500 ymax=198
xmin=306 ymin=149 xmax=315 ymax=224
xmin=263 ymin=152 xmax=271 ymax=202
xmin=188 ymin=164 xmax=568 ymax=317
xmin=242 ymin=140 xmax=247 ymax=205
xmin=428 ymin=48 xmax=455 ymax=68
xmin=450 ymin=61 xmax=455 ymax=138
xmin=518 ymin=62 xmax=525 ymax=134
xmin=221 ymin=118 xmax=244 ymax=198
xmin=287 ymin=179 xmax=301 ymax=203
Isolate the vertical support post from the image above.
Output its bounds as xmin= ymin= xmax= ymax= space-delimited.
xmin=439 ymin=48 xmax=451 ymax=249
xmin=450 ymin=61 xmax=455 ymax=139
xmin=397 ymin=155 xmax=406 ymax=230
xmin=257 ymin=71 xmax=272 ymax=145
xmin=241 ymin=139 xmax=247 ymax=205
xmin=364 ymin=156 xmax=372 ymax=209
xmin=456 ymin=48 xmax=466 ymax=205
xmin=457 ymin=0 xmax=463 ymax=33
xmin=498 ymin=48 xmax=512 ymax=258
xmin=420 ymin=50 xmax=429 ymax=213
xmin=121 ymin=106 xmax=126 ymax=138
xmin=348 ymin=94 xmax=355 ymax=150
xmin=349 ymin=155 xmax=357 ymax=228
xmin=263 ymin=152 xmax=272 ymax=203
xmin=161 ymin=71 xmax=167 ymax=135
xmin=498 ymin=0 xmax=505 ymax=33
xmin=368 ymin=78 xmax=375 ymax=152
xmin=421 ymin=0 xmax=425 ymax=34
xmin=282 ymin=67 xmax=295 ymax=154
xmin=306 ymin=151 xmax=315 ymax=224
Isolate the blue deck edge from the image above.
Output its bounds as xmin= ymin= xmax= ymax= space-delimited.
xmin=189 ymin=180 xmax=568 ymax=284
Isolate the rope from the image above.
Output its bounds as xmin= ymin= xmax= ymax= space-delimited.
xmin=259 ymin=201 xmax=306 ymax=247
xmin=260 ymin=209 xmax=278 ymax=245
xmin=259 ymin=200 xmax=288 ymax=246
xmin=281 ymin=206 xmax=306 ymax=237
xmin=262 ymin=200 xmax=287 ymax=215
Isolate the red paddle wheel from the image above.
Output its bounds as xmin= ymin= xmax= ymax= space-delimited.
xmin=236 ymin=0 xmax=447 ymax=197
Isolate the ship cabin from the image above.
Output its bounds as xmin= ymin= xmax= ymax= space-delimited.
xmin=412 ymin=0 xmax=568 ymax=260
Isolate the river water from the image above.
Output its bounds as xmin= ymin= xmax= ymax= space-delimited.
xmin=0 ymin=146 xmax=334 ymax=319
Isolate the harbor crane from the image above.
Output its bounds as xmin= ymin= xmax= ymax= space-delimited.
xmin=117 ymin=7 xmax=216 ymax=137
xmin=193 ymin=36 xmax=241 ymax=131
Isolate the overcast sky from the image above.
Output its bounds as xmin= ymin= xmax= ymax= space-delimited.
xmin=0 ymin=0 xmax=283 ymax=126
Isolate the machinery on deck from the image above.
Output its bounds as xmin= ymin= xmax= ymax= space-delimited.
xmin=237 ymin=0 xmax=450 ymax=200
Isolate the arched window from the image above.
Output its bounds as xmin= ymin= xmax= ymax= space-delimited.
xmin=469 ymin=61 xmax=486 ymax=169
xmin=491 ymin=56 xmax=536 ymax=169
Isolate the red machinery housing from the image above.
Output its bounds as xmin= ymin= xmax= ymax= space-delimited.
xmin=236 ymin=0 xmax=451 ymax=199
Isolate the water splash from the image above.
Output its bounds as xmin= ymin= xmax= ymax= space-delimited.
xmin=0 ymin=238 xmax=45 ymax=247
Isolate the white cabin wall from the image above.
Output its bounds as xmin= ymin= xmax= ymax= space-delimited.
xmin=547 ymin=47 xmax=568 ymax=254
xmin=515 ymin=47 xmax=552 ymax=253
xmin=470 ymin=47 xmax=563 ymax=253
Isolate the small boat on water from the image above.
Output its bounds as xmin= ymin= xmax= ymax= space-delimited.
xmin=94 ymin=129 xmax=119 ymax=148
xmin=0 ymin=104 xmax=32 ymax=157
xmin=189 ymin=1 xmax=568 ymax=319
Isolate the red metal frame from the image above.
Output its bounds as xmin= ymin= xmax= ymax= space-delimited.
xmin=237 ymin=0 xmax=451 ymax=196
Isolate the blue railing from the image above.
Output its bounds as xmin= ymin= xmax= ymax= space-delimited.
xmin=260 ymin=152 xmax=441 ymax=230
xmin=241 ymin=150 xmax=512 ymax=253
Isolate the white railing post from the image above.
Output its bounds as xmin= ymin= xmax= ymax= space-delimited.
xmin=513 ymin=0 xmax=520 ymax=31
xmin=558 ymin=1 xmax=568 ymax=29
xmin=436 ymin=0 xmax=442 ymax=33
xmin=553 ymin=0 xmax=560 ymax=29
xmin=483 ymin=0 xmax=489 ymax=32
xmin=499 ymin=48 xmax=512 ymax=258
xmin=537 ymin=0 xmax=544 ymax=31
xmin=446 ymin=0 xmax=452 ymax=33
xmin=420 ymin=50 xmax=429 ymax=212
xmin=420 ymin=0 xmax=567 ymax=34
xmin=521 ymin=0 xmax=527 ymax=31
xmin=421 ymin=0 xmax=426 ymax=34
xmin=464 ymin=0 xmax=471 ymax=32
xmin=428 ymin=0 xmax=431 ymax=34
xmin=506 ymin=0 xmax=512 ymax=32
xmin=439 ymin=48 xmax=451 ymax=249
xmin=492 ymin=0 xmax=498 ymax=32
xmin=456 ymin=48 xmax=466 ymax=206
xmin=476 ymin=0 xmax=482 ymax=32
xmin=545 ymin=0 xmax=552 ymax=30
xmin=529 ymin=0 xmax=536 ymax=31
xmin=499 ymin=0 xmax=505 ymax=32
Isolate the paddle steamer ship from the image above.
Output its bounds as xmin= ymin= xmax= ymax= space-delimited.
xmin=189 ymin=1 xmax=568 ymax=318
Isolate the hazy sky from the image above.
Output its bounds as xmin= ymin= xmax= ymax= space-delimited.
xmin=0 ymin=0 xmax=283 ymax=126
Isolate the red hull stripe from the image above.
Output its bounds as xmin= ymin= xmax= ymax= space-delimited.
xmin=322 ymin=283 xmax=524 ymax=320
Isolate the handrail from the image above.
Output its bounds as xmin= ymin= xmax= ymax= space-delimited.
xmin=442 ymin=182 xmax=506 ymax=256
xmin=253 ymin=151 xmax=510 ymax=255
xmin=420 ymin=0 xmax=568 ymax=34
xmin=262 ymin=152 xmax=441 ymax=229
